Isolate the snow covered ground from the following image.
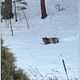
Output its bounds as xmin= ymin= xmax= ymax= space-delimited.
xmin=0 ymin=0 xmax=80 ymax=79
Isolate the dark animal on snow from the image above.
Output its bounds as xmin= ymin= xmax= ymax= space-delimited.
xmin=42 ymin=37 xmax=59 ymax=44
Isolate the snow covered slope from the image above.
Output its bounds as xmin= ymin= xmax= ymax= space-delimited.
xmin=0 ymin=0 xmax=80 ymax=79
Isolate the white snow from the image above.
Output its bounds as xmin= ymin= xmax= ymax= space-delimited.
xmin=0 ymin=0 xmax=80 ymax=79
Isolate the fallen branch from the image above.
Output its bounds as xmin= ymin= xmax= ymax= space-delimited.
xmin=62 ymin=59 xmax=69 ymax=80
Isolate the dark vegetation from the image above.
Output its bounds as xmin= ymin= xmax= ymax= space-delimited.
xmin=1 ymin=39 xmax=30 ymax=80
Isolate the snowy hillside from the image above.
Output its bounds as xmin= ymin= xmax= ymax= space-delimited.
xmin=0 ymin=0 xmax=80 ymax=80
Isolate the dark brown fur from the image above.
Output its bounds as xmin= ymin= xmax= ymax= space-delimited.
xmin=42 ymin=37 xmax=59 ymax=44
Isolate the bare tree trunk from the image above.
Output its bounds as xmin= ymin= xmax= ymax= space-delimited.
xmin=3 ymin=0 xmax=13 ymax=19
xmin=9 ymin=19 xmax=14 ymax=36
xmin=14 ymin=0 xmax=18 ymax=22
xmin=40 ymin=0 xmax=47 ymax=19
